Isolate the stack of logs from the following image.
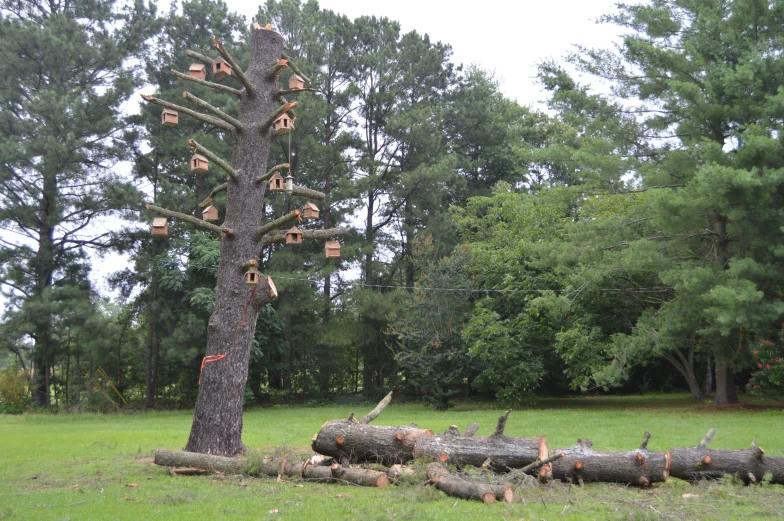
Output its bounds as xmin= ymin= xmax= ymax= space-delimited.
xmin=154 ymin=392 xmax=784 ymax=504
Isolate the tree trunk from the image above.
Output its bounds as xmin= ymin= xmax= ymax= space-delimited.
xmin=663 ymin=345 xmax=703 ymax=400
xmin=702 ymin=351 xmax=713 ymax=397
xmin=183 ymin=29 xmax=284 ymax=456
xmin=413 ymin=434 xmax=547 ymax=473
xmin=550 ymin=435 xmax=670 ymax=487
xmin=714 ymin=360 xmax=738 ymax=404
xmin=669 ymin=429 xmax=766 ymax=484
xmin=283 ymin=310 xmax=292 ymax=391
xmin=312 ymin=420 xmax=434 ymax=466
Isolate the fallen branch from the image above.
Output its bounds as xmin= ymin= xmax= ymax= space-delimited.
xmin=426 ymin=463 xmax=513 ymax=504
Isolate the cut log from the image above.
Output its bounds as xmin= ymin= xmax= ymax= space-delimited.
xmin=330 ymin=462 xmax=389 ymax=487
xmin=767 ymin=456 xmax=784 ymax=485
xmin=426 ymin=463 xmax=513 ymax=504
xmin=669 ymin=430 xmax=766 ymax=484
xmin=312 ymin=420 xmax=434 ymax=466
xmin=155 ymin=449 xmax=245 ymax=474
xmin=550 ymin=434 xmax=670 ymax=486
xmin=414 ymin=432 xmax=548 ymax=473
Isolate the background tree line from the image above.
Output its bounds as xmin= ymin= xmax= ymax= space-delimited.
xmin=2 ymin=0 xmax=783 ymax=410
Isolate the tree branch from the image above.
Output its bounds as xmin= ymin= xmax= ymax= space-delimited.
xmin=185 ymin=50 xmax=214 ymax=65
xmin=291 ymin=184 xmax=326 ymax=201
xmin=261 ymin=227 xmax=348 ymax=246
xmin=276 ymin=87 xmax=319 ymax=98
xmin=146 ymin=204 xmax=234 ymax=236
xmin=189 ymin=139 xmax=236 ymax=180
xmin=281 ymin=53 xmax=312 ymax=84
xmin=255 ymin=163 xmax=290 ymax=184
xmin=182 ymin=91 xmax=242 ymax=130
xmin=212 ymin=35 xmax=255 ymax=96
xmin=491 ymin=410 xmax=512 ymax=437
xmin=199 ymin=183 xmax=228 ymax=208
xmin=360 ymin=391 xmax=393 ymax=424
xmin=256 ymin=210 xmax=300 ymax=240
xmin=171 ymin=70 xmax=241 ymax=96
xmin=266 ymin=59 xmax=288 ymax=81
xmin=261 ymin=102 xmax=298 ymax=132
xmin=140 ymin=94 xmax=234 ymax=132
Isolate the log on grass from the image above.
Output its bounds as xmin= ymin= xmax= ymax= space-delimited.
xmin=668 ymin=429 xmax=766 ymax=485
xmin=550 ymin=434 xmax=670 ymax=487
xmin=426 ymin=463 xmax=513 ymax=504
xmin=767 ymin=456 xmax=784 ymax=485
xmin=413 ymin=433 xmax=548 ymax=472
xmin=312 ymin=420 xmax=434 ymax=465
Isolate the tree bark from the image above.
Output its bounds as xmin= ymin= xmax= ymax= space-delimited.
xmin=312 ymin=420 xmax=434 ymax=466
xmin=550 ymin=436 xmax=670 ymax=487
xmin=669 ymin=430 xmax=766 ymax=484
xmin=183 ymin=29 xmax=284 ymax=456
xmin=702 ymin=351 xmax=713 ymax=397
xmin=426 ymin=463 xmax=513 ymax=504
xmin=768 ymin=457 xmax=784 ymax=485
xmin=413 ymin=433 xmax=548 ymax=473
xmin=714 ymin=360 xmax=738 ymax=404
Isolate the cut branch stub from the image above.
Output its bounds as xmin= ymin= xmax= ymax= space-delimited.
xmin=491 ymin=409 xmax=511 ymax=437
xmin=550 ymin=435 xmax=670 ymax=486
xmin=669 ymin=430 xmax=767 ymax=484
xmin=359 ymin=391 xmax=392 ymax=424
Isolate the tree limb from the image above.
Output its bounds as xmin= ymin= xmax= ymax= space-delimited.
xmin=255 ymin=163 xmax=290 ymax=184
xmin=276 ymin=87 xmax=319 ymax=98
xmin=261 ymin=102 xmax=298 ymax=132
xmin=171 ymin=70 xmax=241 ymax=96
xmin=189 ymin=139 xmax=236 ymax=180
xmin=199 ymin=183 xmax=228 ymax=208
xmin=261 ymin=227 xmax=348 ymax=246
xmin=185 ymin=50 xmax=215 ymax=65
xmin=140 ymin=94 xmax=234 ymax=132
xmin=291 ymin=184 xmax=326 ymax=201
xmin=281 ymin=53 xmax=312 ymax=84
xmin=212 ymin=35 xmax=255 ymax=96
xmin=146 ymin=204 xmax=234 ymax=236
xmin=699 ymin=428 xmax=716 ymax=448
xmin=491 ymin=410 xmax=512 ymax=437
xmin=182 ymin=91 xmax=242 ymax=130
xmin=256 ymin=210 xmax=300 ymax=240
xmin=360 ymin=391 xmax=393 ymax=424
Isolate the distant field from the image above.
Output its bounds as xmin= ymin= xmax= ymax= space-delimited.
xmin=1 ymin=394 xmax=783 ymax=520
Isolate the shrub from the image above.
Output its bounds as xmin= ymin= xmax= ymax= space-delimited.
xmin=747 ymin=328 xmax=784 ymax=398
xmin=0 ymin=369 xmax=29 ymax=414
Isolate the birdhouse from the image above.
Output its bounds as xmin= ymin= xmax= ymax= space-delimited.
xmin=286 ymin=226 xmax=303 ymax=245
xmin=151 ymin=217 xmax=168 ymax=236
xmin=302 ymin=202 xmax=319 ymax=219
xmin=189 ymin=63 xmax=207 ymax=80
xmin=325 ymin=241 xmax=340 ymax=258
xmin=161 ymin=108 xmax=178 ymax=126
xmin=245 ymin=266 xmax=260 ymax=286
xmin=268 ymin=172 xmax=285 ymax=192
xmin=212 ymin=57 xmax=232 ymax=78
xmin=272 ymin=114 xmax=292 ymax=131
xmin=289 ymin=74 xmax=305 ymax=90
xmin=191 ymin=153 xmax=209 ymax=173
xmin=202 ymin=205 xmax=218 ymax=222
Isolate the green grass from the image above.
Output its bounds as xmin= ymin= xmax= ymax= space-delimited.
xmin=1 ymin=394 xmax=783 ymax=520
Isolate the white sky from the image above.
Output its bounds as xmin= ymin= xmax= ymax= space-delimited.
xmin=1 ymin=0 xmax=631 ymax=312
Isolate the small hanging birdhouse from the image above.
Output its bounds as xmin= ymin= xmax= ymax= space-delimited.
xmin=191 ymin=153 xmax=209 ymax=173
xmin=189 ymin=63 xmax=207 ymax=81
xmin=161 ymin=108 xmax=178 ymax=126
xmin=151 ymin=217 xmax=168 ymax=236
xmin=302 ymin=202 xmax=319 ymax=219
xmin=245 ymin=266 xmax=261 ymax=286
xmin=272 ymin=114 xmax=292 ymax=131
xmin=286 ymin=226 xmax=303 ymax=245
xmin=268 ymin=172 xmax=285 ymax=192
xmin=202 ymin=205 xmax=218 ymax=222
xmin=325 ymin=241 xmax=340 ymax=258
xmin=212 ymin=57 xmax=232 ymax=78
xmin=289 ymin=74 xmax=305 ymax=90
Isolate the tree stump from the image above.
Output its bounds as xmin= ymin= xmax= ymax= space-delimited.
xmin=550 ymin=433 xmax=670 ymax=487
xmin=669 ymin=429 xmax=767 ymax=484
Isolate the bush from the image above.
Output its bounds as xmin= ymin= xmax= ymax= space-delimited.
xmin=0 ymin=369 xmax=29 ymax=414
xmin=747 ymin=328 xmax=784 ymax=398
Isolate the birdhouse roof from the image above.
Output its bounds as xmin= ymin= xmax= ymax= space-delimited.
xmin=325 ymin=241 xmax=340 ymax=249
xmin=304 ymin=202 xmax=318 ymax=211
xmin=270 ymin=172 xmax=284 ymax=181
xmin=287 ymin=226 xmax=301 ymax=234
xmin=275 ymin=114 xmax=289 ymax=122
xmin=246 ymin=266 xmax=260 ymax=274
xmin=152 ymin=217 xmax=167 ymax=227
xmin=213 ymin=56 xmax=228 ymax=64
xmin=291 ymin=74 xmax=304 ymax=82
xmin=192 ymin=153 xmax=207 ymax=161
xmin=189 ymin=63 xmax=207 ymax=71
xmin=162 ymin=108 xmax=177 ymax=115
xmin=203 ymin=205 xmax=216 ymax=212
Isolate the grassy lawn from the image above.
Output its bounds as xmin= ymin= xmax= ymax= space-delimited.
xmin=1 ymin=394 xmax=783 ymax=520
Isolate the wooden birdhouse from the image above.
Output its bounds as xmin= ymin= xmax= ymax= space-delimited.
xmin=302 ymin=202 xmax=319 ymax=219
xmin=268 ymin=172 xmax=285 ymax=192
xmin=189 ymin=63 xmax=207 ymax=80
xmin=202 ymin=205 xmax=218 ymax=222
xmin=161 ymin=108 xmax=178 ymax=126
xmin=272 ymin=114 xmax=292 ymax=131
xmin=286 ymin=226 xmax=303 ymax=245
xmin=191 ymin=153 xmax=209 ymax=173
xmin=245 ymin=266 xmax=260 ymax=286
xmin=325 ymin=241 xmax=340 ymax=258
xmin=151 ymin=217 xmax=168 ymax=236
xmin=212 ymin=57 xmax=232 ymax=78
xmin=289 ymin=74 xmax=305 ymax=90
